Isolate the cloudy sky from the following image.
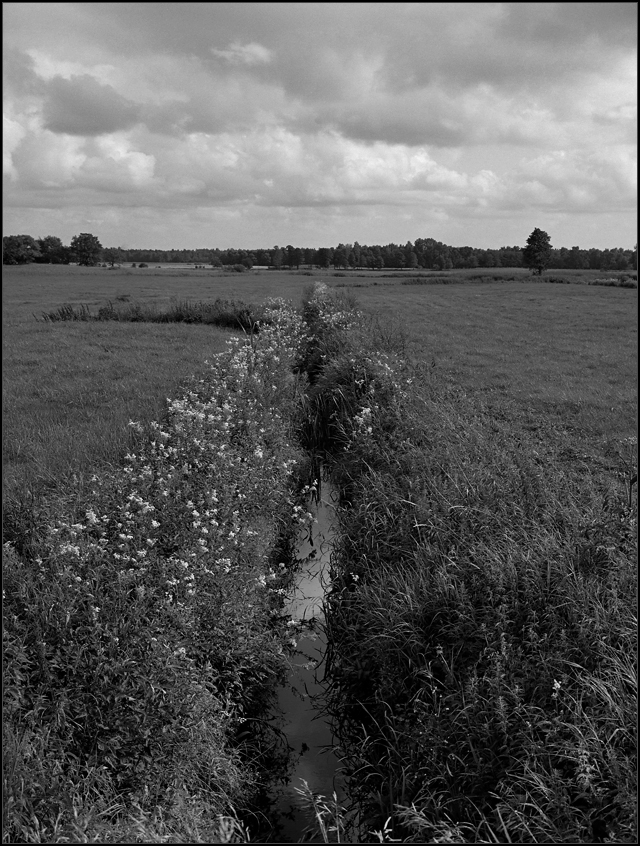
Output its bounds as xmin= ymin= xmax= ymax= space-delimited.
xmin=3 ymin=2 xmax=637 ymax=250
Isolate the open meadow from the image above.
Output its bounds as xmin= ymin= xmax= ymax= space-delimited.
xmin=3 ymin=264 xmax=308 ymax=508
xmin=2 ymin=264 xmax=638 ymax=843
xmin=4 ymin=263 xmax=636 ymax=511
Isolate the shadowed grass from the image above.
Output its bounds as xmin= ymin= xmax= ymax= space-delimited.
xmin=39 ymin=298 xmax=265 ymax=333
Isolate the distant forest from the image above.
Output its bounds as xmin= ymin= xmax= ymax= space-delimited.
xmin=3 ymin=233 xmax=637 ymax=271
xmin=101 ymin=240 xmax=637 ymax=272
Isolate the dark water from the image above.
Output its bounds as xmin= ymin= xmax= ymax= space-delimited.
xmin=273 ymin=481 xmax=344 ymax=843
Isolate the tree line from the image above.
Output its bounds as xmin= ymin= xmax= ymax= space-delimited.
xmin=2 ymin=231 xmax=637 ymax=272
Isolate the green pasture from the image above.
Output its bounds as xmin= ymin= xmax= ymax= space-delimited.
xmin=335 ymin=278 xmax=638 ymax=442
xmin=3 ymin=263 xmax=637 ymax=508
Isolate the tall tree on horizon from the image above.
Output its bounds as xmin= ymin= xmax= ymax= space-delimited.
xmin=523 ymin=228 xmax=553 ymax=275
xmin=70 ymin=232 xmax=103 ymax=266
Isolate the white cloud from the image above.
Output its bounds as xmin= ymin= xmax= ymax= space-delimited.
xmin=2 ymin=3 xmax=636 ymax=249
xmin=3 ymin=115 xmax=26 ymax=179
xmin=210 ymin=41 xmax=272 ymax=66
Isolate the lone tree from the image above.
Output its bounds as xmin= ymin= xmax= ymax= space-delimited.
xmin=70 ymin=232 xmax=103 ymax=266
xmin=523 ymin=228 xmax=552 ymax=275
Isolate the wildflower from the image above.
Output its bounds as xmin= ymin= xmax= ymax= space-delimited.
xmin=552 ymin=679 xmax=562 ymax=699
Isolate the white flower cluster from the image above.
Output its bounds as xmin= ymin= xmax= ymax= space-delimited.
xmin=27 ymin=297 xmax=313 ymax=661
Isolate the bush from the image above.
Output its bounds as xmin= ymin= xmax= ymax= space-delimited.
xmin=138 ymin=262 xmax=148 ymax=268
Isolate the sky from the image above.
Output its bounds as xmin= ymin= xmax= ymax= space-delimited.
xmin=3 ymin=2 xmax=637 ymax=250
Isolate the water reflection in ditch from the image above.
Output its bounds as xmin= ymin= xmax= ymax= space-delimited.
xmin=273 ymin=478 xmax=345 ymax=843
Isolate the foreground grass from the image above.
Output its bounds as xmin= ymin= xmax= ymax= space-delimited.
xmin=3 ymin=299 xmax=312 ymax=843
xmin=299 ymin=283 xmax=637 ymax=843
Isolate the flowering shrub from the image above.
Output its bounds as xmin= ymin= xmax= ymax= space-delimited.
xmin=3 ymin=298 xmax=312 ymax=841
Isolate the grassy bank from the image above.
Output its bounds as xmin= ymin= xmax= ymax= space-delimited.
xmin=3 ymin=299 xmax=313 ymax=843
xmin=299 ymin=284 xmax=637 ymax=843
xmin=3 ymin=267 xmax=637 ymax=842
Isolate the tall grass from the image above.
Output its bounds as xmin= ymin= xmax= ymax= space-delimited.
xmin=3 ymin=298 xmax=313 ymax=843
xmin=298 ymin=283 xmax=637 ymax=843
xmin=39 ymin=298 xmax=265 ymax=333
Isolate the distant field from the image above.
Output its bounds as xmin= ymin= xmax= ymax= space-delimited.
xmin=2 ymin=262 xmax=317 ymax=320
xmin=3 ymin=263 xmax=637 ymax=507
xmin=340 ymin=277 xmax=638 ymax=443
xmin=3 ymin=265 xmax=257 ymax=504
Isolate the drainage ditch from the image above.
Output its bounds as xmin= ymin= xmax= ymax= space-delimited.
xmin=271 ymin=475 xmax=345 ymax=843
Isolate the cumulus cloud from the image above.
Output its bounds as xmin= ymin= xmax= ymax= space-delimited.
xmin=2 ymin=2 xmax=636 ymax=248
xmin=42 ymin=74 xmax=141 ymax=136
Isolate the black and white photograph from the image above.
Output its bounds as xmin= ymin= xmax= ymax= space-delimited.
xmin=3 ymin=3 xmax=637 ymax=843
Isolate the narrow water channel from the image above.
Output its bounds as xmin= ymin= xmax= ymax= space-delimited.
xmin=273 ymin=478 xmax=344 ymax=843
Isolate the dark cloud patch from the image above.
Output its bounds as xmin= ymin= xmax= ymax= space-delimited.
xmin=42 ymin=74 xmax=141 ymax=136
xmin=2 ymin=48 xmax=45 ymax=97
xmin=498 ymin=2 xmax=637 ymax=50
xmin=326 ymin=110 xmax=467 ymax=149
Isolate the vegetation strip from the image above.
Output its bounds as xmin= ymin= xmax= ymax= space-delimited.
xmin=3 ymin=298 xmax=314 ymax=843
xmin=38 ymin=297 xmax=266 ymax=334
xmin=298 ymin=283 xmax=637 ymax=843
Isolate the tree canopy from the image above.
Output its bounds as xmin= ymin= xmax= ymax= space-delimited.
xmin=70 ymin=232 xmax=103 ymax=266
xmin=523 ymin=228 xmax=553 ymax=275
xmin=35 ymin=235 xmax=72 ymax=264
xmin=2 ymin=235 xmax=41 ymax=265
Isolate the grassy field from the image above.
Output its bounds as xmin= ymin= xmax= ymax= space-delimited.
xmin=3 ymin=263 xmax=636 ymax=511
xmin=3 ymin=294 xmax=310 ymax=843
xmin=335 ymin=277 xmax=638 ymax=441
xmin=3 ymin=264 xmax=296 ymax=507
xmin=2 ymin=266 xmax=637 ymax=843
xmin=297 ymin=284 xmax=637 ymax=843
